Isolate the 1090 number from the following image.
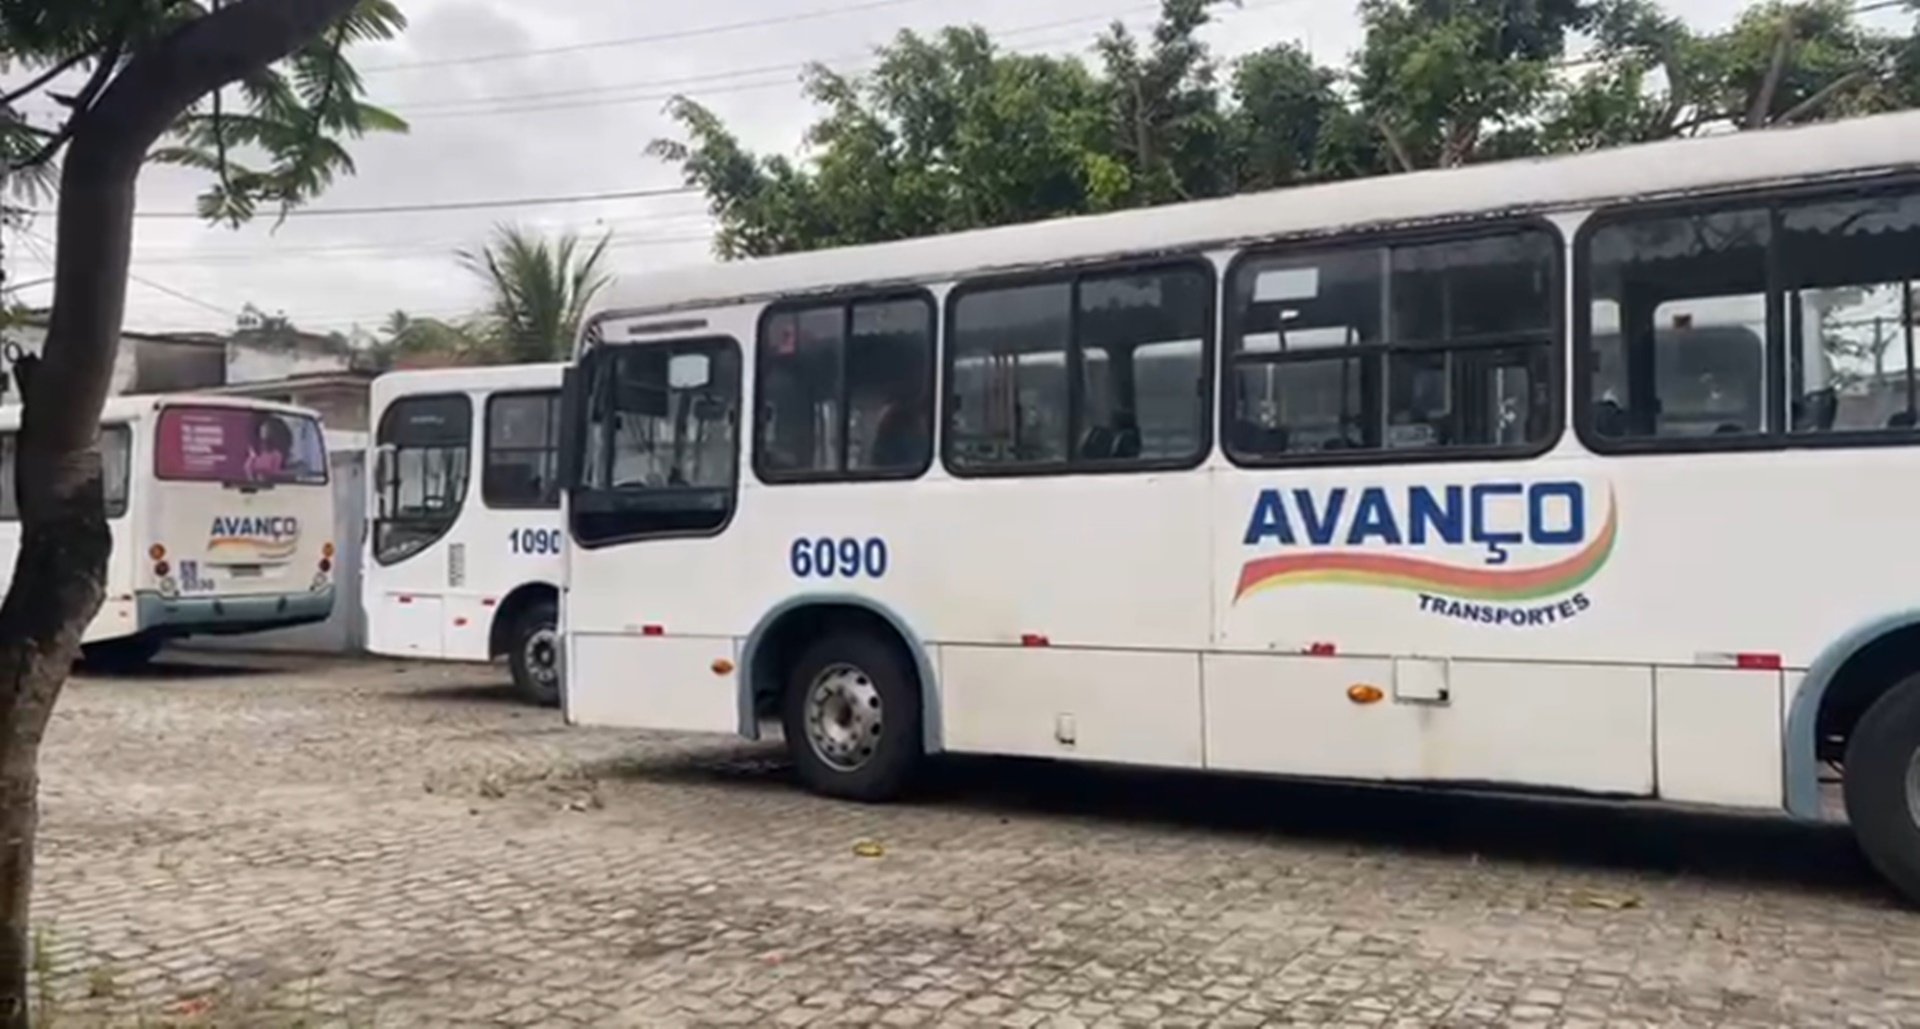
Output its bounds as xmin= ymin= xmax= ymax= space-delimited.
xmin=509 ymin=528 xmax=564 ymax=556
xmin=789 ymin=537 xmax=887 ymax=579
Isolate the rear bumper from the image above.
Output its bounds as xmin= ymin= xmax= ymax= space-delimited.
xmin=136 ymin=587 xmax=335 ymax=638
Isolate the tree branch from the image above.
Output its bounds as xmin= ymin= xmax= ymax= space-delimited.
xmin=1746 ymin=21 xmax=1796 ymax=130
xmin=0 ymin=53 xmax=92 ymax=110
xmin=1775 ymin=68 xmax=1872 ymax=127
xmin=14 ymin=33 xmax=126 ymax=171
xmin=1375 ymin=116 xmax=1415 ymax=173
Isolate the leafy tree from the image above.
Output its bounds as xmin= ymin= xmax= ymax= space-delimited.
xmin=372 ymin=309 xmax=487 ymax=366
xmin=1548 ymin=0 xmax=1914 ymax=147
xmin=459 ymin=225 xmax=612 ymax=363
xmin=652 ymin=27 xmax=1112 ymax=257
xmin=1093 ymin=0 xmax=1231 ymax=204
xmin=1228 ymin=42 xmax=1379 ymax=189
xmin=1353 ymin=0 xmax=1596 ymax=169
xmin=0 ymin=2 xmax=404 ymax=1021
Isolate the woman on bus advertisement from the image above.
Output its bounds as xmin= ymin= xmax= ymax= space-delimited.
xmin=156 ymin=406 xmax=326 ymax=485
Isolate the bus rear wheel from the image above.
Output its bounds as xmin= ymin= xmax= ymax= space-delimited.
xmin=781 ymin=631 xmax=921 ymax=802
xmin=1844 ymin=672 xmax=1920 ymax=905
xmin=507 ymin=598 xmax=562 ymax=708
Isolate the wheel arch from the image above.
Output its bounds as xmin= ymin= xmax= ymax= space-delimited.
xmin=488 ymin=581 xmax=560 ymax=657
xmin=738 ymin=595 xmax=941 ymax=752
xmin=1787 ymin=609 xmax=1920 ymax=819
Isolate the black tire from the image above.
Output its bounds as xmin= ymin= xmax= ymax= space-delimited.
xmin=506 ymin=598 xmax=562 ymax=708
xmin=781 ymin=631 xmax=922 ymax=802
xmin=80 ymin=635 xmax=163 ymax=674
xmin=1844 ymin=671 xmax=1920 ymax=905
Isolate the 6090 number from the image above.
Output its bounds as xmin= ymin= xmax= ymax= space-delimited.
xmin=790 ymin=537 xmax=887 ymax=579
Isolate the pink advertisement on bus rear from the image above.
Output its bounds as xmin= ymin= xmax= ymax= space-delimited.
xmin=155 ymin=406 xmax=327 ymax=485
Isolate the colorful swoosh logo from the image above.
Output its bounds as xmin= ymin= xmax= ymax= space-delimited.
xmin=1234 ymin=496 xmax=1618 ymax=603
xmin=209 ymin=536 xmax=299 ymax=561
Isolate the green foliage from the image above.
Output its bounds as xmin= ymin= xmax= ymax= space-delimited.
xmin=655 ymin=0 xmax=1920 ymax=259
xmin=1355 ymin=0 xmax=1596 ymax=169
xmin=459 ymin=225 xmax=612 ymax=363
xmin=369 ymin=309 xmax=488 ymax=367
xmin=0 ymin=0 xmax=408 ymax=224
xmin=1553 ymin=0 xmax=1913 ymax=146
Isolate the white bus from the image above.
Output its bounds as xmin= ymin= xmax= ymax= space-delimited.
xmin=0 ymin=394 xmax=337 ymax=668
xmin=364 ymin=364 xmax=566 ymax=705
xmin=559 ymin=110 xmax=1920 ymax=904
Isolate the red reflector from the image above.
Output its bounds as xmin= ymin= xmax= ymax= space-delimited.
xmin=642 ymin=624 xmax=665 ymax=637
xmin=397 ymin=596 xmax=413 ymax=605
xmin=453 ymin=617 xmax=469 ymax=628
xmin=318 ymin=558 xmax=333 ymax=574
xmin=1736 ymin=652 xmax=1782 ymax=671
xmin=1307 ymin=642 xmax=1337 ymax=657
xmin=1021 ymin=634 xmax=1050 ymax=648
xmin=482 ymin=598 xmax=498 ymax=607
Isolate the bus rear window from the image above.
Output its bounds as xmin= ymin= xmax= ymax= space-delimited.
xmin=155 ymin=406 xmax=328 ymax=485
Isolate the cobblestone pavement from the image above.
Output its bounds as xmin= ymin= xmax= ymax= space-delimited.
xmin=30 ymin=652 xmax=1920 ymax=1028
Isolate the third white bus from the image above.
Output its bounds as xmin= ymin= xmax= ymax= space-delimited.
xmin=364 ymin=364 xmax=566 ymax=704
xmin=559 ymin=111 xmax=1920 ymax=904
xmin=0 ymin=394 xmax=337 ymax=668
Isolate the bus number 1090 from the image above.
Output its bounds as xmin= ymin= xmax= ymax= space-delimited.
xmin=508 ymin=528 xmax=564 ymax=556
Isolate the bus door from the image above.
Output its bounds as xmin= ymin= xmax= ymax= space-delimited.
xmin=561 ymin=330 xmax=746 ymax=731
xmin=369 ymin=393 xmax=473 ymax=658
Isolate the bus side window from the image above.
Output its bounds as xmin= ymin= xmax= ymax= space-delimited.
xmin=101 ymin=426 xmax=130 ymax=519
xmin=946 ymin=263 xmax=1211 ymax=475
xmin=756 ymin=295 xmax=934 ymax=482
xmin=1585 ymin=207 xmax=1771 ymax=443
xmin=484 ymin=391 xmax=562 ymax=510
xmin=1779 ymin=190 xmax=1920 ymax=436
xmin=1225 ymin=227 xmax=1556 ymax=463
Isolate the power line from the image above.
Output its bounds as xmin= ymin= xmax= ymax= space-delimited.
xmin=392 ymin=1 xmax=1175 ymax=116
xmin=19 ymin=229 xmax=237 ymax=318
xmin=359 ymin=0 xmax=938 ymax=75
xmin=121 ymin=231 xmax=715 ymax=267
xmin=32 ymin=185 xmax=703 ymax=221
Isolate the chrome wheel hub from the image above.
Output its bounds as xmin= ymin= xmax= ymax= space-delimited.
xmin=526 ymin=627 xmax=560 ymax=687
xmin=804 ymin=663 xmax=882 ymax=772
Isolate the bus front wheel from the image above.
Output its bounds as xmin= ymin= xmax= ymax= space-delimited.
xmin=507 ymin=598 xmax=562 ymax=708
xmin=781 ymin=631 xmax=921 ymax=802
xmin=1844 ymin=671 xmax=1920 ymax=905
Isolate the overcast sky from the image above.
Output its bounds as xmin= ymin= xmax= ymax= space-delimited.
xmin=3 ymin=0 xmax=1908 ymax=335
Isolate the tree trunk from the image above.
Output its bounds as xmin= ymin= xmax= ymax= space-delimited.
xmin=0 ymin=1 xmax=360 ymax=1022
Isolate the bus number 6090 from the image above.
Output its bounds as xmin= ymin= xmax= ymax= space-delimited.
xmin=790 ymin=537 xmax=887 ymax=579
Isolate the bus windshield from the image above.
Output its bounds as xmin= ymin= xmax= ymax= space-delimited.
xmin=155 ymin=405 xmax=328 ymax=486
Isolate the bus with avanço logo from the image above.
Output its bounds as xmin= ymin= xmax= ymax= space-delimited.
xmin=363 ymin=364 xmax=567 ymax=705
xmin=557 ymin=109 xmax=1920 ymax=904
xmin=0 ymin=394 xmax=337 ymax=669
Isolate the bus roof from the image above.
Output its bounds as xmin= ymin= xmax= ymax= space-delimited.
xmin=592 ymin=110 xmax=1920 ymax=321
xmin=371 ymin=362 xmax=565 ymax=402
xmin=0 ymin=392 xmax=323 ymax=431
